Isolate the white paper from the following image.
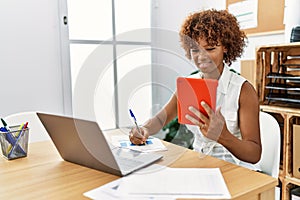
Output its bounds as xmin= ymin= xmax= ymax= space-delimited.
xmin=84 ymin=165 xmax=230 ymax=199
xmin=84 ymin=164 xmax=174 ymax=200
xmin=117 ymin=168 xmax=231 ymax=199
xmin=83 ymin=179 xmax=121 ymax=200
xmin=111 ymin=136 xmax=167 ymax=152
xmin=84 ymin=179 xmax=170 ymax=200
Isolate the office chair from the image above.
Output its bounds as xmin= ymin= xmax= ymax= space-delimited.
xmin=4 ymin=111 xmax=50 ymax=143
xmin=255 ymin=111 xmax=281 ymax=178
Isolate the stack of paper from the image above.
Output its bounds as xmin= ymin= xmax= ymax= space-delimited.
xmin=84 ymin=165 xmax=231 ymax=199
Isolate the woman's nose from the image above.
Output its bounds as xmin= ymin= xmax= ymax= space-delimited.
xmin=197 ymin=53 xmax=210 ymax=62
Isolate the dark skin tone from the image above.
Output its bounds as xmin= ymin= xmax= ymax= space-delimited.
xmin=129 ymin=38 xmax=261 ymax=164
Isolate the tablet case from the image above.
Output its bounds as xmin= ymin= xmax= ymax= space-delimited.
xmin=177 ymin=77 xmax=218 ymax=125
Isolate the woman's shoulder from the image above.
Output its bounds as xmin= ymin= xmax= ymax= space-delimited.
xmin=241 ymin=81 xmax=257 ymax=94
xmin=225 ymin=66 xmax=246 ymax=86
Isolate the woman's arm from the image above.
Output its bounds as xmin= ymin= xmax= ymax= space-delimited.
xmin=218 ymin=81 xmax=262 ymax=163
xmin=186 ymin=81 xmax=261 ymax=163
xmin=143 ymin=93 xmax=178 ymax=135
xmin=129 ymin=93 xmax=178 ymax=144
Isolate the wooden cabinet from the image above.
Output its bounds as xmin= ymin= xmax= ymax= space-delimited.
xmin=256 ymin=42 xmax=300 ymax=200
xmin=240 ymin=59 xmax=256 ymax=89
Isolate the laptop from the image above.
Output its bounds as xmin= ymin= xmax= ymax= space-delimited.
xmin=36 ymin=112 xmax=163 ymax=176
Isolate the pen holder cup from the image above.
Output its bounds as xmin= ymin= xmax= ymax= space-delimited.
xmin=0 ymin=125 xmax=29 ymax=160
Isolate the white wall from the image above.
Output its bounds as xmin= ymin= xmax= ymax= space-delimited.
xmin=0 ymin=0 xmax=72 ymax=118
xmin=243 ymin=34 xmax=285 ymax=60
xmin=0 ymin=0 xmax=72 ymax=142
xmin=284 ymin=0 xmax=300 ymax=42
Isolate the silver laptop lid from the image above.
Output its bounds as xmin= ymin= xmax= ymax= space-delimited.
xmin=37 ymin=112 xmax=123 ymax=176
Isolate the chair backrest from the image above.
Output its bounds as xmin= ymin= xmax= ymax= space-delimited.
xmin=255 ymin=111 xmax=281 ymax=178
xmin=5 ymin=112 xmax=50 ymax=143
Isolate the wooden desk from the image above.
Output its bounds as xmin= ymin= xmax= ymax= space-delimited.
xmin=0 ymin=130 xmax=277 ymax=200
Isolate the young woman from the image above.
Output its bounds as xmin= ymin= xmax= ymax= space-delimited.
xmin=129 ymin=9 xmax=261 ymax=170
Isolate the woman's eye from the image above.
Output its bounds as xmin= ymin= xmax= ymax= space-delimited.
xmin=206 ymin=48 xmax=215 ymax=51
xmin=191 ymin=49 xmax=200 ymax=53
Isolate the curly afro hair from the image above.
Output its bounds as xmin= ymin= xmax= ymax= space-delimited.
xmin=179 ymin=9 xmax=247 ymax=66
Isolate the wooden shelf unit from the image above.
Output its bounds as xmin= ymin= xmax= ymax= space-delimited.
xmin=260 ymin=105 xmax=300 ymax=199
xmin=257 ymin=42 xmax=300 ymax=200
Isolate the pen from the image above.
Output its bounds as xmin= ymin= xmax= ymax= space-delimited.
xmin=129 ymin=109 xmax=146 ymax=145
xmin=1 ymin=118 xmax=20 ymax=154
xmin=6 ymin=123 xmax=24 ymax=155
xmin=1 ymin=118 xmax=10 ymax=132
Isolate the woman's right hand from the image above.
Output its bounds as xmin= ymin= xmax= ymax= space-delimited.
xmin=129 ymin=126 xmax=150 ymax=145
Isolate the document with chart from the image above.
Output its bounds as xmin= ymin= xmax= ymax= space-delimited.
xmin=111 ymin=135 xmax=167 ymax=152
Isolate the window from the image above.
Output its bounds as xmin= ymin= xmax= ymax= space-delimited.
xmin=67 ymin=0 xmax=151 ymax=129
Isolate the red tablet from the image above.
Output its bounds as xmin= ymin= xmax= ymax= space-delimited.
xmin=176 ymin=77 xmax=218 ymax=125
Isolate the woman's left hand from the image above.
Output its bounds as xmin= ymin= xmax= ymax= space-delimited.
xmin=185 ymin=101 xmax=226 ymax=141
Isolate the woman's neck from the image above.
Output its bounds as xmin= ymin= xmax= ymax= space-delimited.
xmin=203 ymin=64 xmax=224 ymax=80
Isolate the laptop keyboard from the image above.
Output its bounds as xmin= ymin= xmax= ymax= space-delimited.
xmin=112 ymin=147 xmax=159 ymax=172
xmin=115 ymin=156 xmax=144 ymax=171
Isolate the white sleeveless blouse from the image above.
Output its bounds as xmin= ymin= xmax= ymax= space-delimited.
xmin=186 ymin=64 xmax=259 ymax=170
